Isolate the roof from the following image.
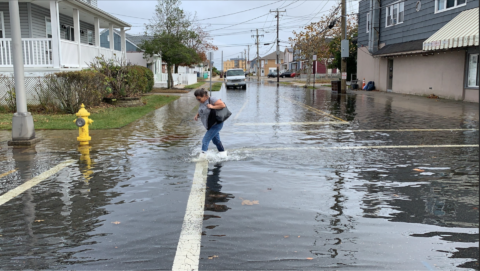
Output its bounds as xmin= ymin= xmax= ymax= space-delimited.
xmin=373 ymin=39 xmax=425 ymax=56
xmin=127 ymin=34 xmax=154 ymax=46
xmin=423 ymin=7 xmax=479 ymax=51
xmin=260 ymin=51 xmax=284 ymax=60
xmin=286 ymin=48 xmax=293 ymax=53
xmin=66 ymin=0 xmax=131 ymax=27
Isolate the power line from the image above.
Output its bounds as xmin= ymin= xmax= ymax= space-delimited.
xmin=207 ymin=13 xmax=270 ymax=31
xmin=194 ymin=0 xmax=284 ymax=22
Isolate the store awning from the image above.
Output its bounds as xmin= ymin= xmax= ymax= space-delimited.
xmin=423 ymin=8 xmax=479 ymax=51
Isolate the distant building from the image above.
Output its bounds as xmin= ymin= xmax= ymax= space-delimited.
xmin=223 ymin=58 xmax=246 ymax=71
xmin=257 ymin=51 xmax=284 ymax=76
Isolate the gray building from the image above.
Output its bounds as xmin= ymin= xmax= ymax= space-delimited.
xmin=100 ymin=29 xmax=141 ymax=52
xmin=357 ymin=0 xmax=478 ymax=102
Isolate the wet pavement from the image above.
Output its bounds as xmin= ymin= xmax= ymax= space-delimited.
xmin=0 ymin=80 xmax=478 ymax=270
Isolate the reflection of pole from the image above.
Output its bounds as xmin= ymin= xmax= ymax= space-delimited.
xmin=341 ymin=0 xmax=347 ymax=94
xmin=256 ymin=29 xmax=260 ymax=81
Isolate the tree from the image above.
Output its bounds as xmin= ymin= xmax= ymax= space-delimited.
xmin=143 ymin=0 xmax=217 ymax=87
xmin=328 ymin=19 xmax=358 ymax=81
xmin=289 ymin=5 xmax=341 ymax=86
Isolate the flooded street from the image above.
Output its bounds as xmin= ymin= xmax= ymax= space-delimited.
xmin=0 ymin=80 xmax=478 ymax=270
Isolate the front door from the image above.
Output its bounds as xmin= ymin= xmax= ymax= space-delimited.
xmin=387 ymin=59 xmax=393 ymax=91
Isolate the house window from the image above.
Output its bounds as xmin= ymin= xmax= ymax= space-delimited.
xmin=467 ymin=54 xmax=479 ymax=87
xmin=386 ymin=2 xmax=404 ymax=27
xmin=366 ymin=12 xmax=370 ymax=33
xmin=0 ymin=12 xmax=4 ymax=38
xmin=65 ymin=26 xmax=74 ymax=41
xmin=46 ymin=18 xmax=52 ymax=38
xmin=436 ymin=0 xmax=466 ymax=12
xmin=87 ymin=30 xmax=93 ymax=45
xmin=265 ymin=59 xmax=268 ymax=64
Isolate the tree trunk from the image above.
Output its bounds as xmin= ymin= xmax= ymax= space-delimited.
xmin=167 ymin=63 xmax=173 ymax=89
xmin=174 ymin=65 xmax=179 ymax=74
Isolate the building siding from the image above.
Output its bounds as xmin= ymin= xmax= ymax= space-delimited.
xmin=0 ymin=3 xmax=95 ymax=44
xmin=357 ymin=0 xmax=370 ymax=47
xmin=358 ymin=0 xmax=479 ymax=48
xmin=0 ymin=2 xmax=30 ymax=38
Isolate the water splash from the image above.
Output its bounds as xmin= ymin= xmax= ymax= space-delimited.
xmin=189 ymin=148 xmax=249 ymax=163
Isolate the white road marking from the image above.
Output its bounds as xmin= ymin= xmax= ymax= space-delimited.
xmin=231 ymin=128 xmax=479 ymax=134
xmin=172 ymin=160 xmax=209 ymax=271
xmin=240 ymin=144 xmax=479 ymax=151
xmin=234 ymin=121 xmax=348 ymax=126
xmin=0 ymin=160 xmax=75 ymax=206
xmin=234 ymin=97 xmax=248 ymax=120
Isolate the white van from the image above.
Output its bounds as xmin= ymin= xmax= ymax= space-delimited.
xmin=225 ymin=69 xmax=246 ymax=89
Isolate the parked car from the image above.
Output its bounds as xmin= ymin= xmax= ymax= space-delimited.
xmin=225 ymin=68 xmax=247 ymax=89
xmin=267 ymin=72 xmax=278 ymax=78
xmin=280 ymin=71 xmax=296 ymax=78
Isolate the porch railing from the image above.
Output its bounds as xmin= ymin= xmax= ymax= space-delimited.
xmin=0 ymin=38 xmax=53 ymax=67
xmin=0 ymin=38 xmax=123 ymax=68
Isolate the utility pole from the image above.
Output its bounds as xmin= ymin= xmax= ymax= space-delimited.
xmin=247 ymin=45 xmax=250 ymax=74
xmin=251 ymin=29 xmax=263 ymax=81
xmin=341 ymin=0 xmax=347 ymax=94
xmin=221 ymin=50 xmax=223 ymax=75
xmin=270 ymin=9 xmax=286 ymax=84
xmin=9 ymin=0 xmax=36 ymax=144
xmin=244 ymin=48 xmax=247 ymax=72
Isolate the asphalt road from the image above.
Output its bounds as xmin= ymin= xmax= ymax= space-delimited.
xmin=0 ymin=80 xmax=478 ymax=270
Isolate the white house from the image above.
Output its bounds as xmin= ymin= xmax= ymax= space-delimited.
xmin=0 ymin=0 xmax=131 ymax=77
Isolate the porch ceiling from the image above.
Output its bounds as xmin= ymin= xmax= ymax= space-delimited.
xmin=28 ymin=0 xmax=131 ymax=28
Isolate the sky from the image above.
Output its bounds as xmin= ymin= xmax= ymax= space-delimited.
xmin=98 ymin=0 xmax=359 ymax=70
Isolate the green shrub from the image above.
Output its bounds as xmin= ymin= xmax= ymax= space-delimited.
xmin=33 ymin=77 xmax=59 ymax=113
xmin=0 ymin=75 xmax=17 ymax=112
xmin=44 ymin=70 xmax=107 ymax=114
xmin=127 ymin=66 xmax=154 ymax=94
xmin=144 ymin=67 xmax=154 ymax=92
xmin=89 ymin=56 xmax=153 ymax=97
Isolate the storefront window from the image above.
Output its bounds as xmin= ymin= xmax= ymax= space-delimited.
xmin=467 ymin=54 xmax=479 ymax=87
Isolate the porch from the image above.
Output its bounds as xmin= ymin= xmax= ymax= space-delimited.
xmin=0 ymin=0 xmax=130 ymax=71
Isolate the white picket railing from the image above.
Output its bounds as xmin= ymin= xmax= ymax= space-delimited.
xmin=0 ymin=38 xmax=122 ymax=68
xmin=0 ymin=38 xmax=53 ymax=67
xmin=0 ymin=39 xmax=12 ymax=66
xmin=22 ymin=38 xmax=52 ymax=66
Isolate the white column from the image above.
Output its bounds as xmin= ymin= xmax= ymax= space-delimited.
xmin=109 ymin=23 xmax=114 ymax=50
xmin=49 ymin=0 xmax=61 ymax=68
xmin=120 ymin=27 xmax=126 ymax=58
xmin=94 ymin=17 xmax=100 ymax=47
xmin=72 ymin=8 xmax=81 ymax=67
xmin=9 ymin=0 xmax=35 ymax=140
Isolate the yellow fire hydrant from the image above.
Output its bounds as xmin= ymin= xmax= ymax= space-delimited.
xmin=74 ymin=104 xmax=93 ymax=146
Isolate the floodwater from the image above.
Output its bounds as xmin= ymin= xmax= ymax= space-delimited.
xmin=0 ymin=80 xmax=478 ymax=270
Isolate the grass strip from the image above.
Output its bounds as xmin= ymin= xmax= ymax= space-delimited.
xmin=210 ymin=82 xmax=223 ymax=91
xmin=0 ymin=95 xmax=179 ymax=130
xmin=184 ymin=82 xmax=205 ymax=89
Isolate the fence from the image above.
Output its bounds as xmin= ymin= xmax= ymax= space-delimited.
xmin=157 ymin=73 xmax=197 ymax=86
xmin=0 ymin=76 xmax=49 ymax=106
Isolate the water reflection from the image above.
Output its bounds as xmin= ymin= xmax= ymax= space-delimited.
xmin=204 ymin=164 xmax=234 ymax=229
